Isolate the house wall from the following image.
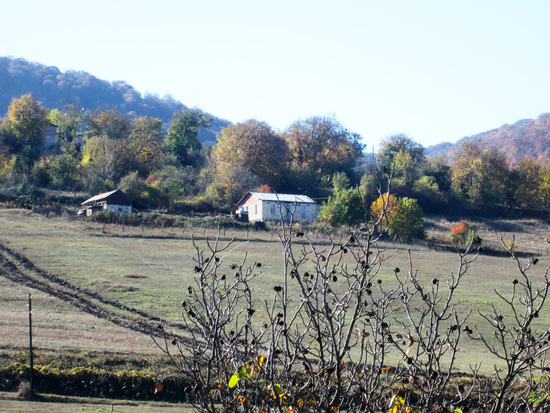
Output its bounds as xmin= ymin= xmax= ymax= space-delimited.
xmin=241 ymin=198 xmax=319 ymax=223
xmin=104 ymin=204 xmax=132 ymax=214
xmin=85 ymin=204 xmax=132 ymax=216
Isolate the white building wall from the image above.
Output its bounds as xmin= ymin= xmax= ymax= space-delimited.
xmin=260 ymin=201 xmax=319 ymax=223
xmin=239 ymin=196 xmax=320 ymax=223
xmin=104 ymin=204 xmax=132 ymax=214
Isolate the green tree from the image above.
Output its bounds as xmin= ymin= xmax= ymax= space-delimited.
xmin=212 ymin=120 xmax=288 ymax=189
xmin=412 ymin=175 xmax=445 ymax=211
xmin=425 ymin=155 xmax=452 ymax=192
xmin=50 ymin=146 xmax=82 ymax=189
xmin=284 ymin=116 xmax=364 ymax=194
xmin=371 ymin=194 xmax=424 ymax=239
xmin=149 ymin=162 xmax=200 ymax=207
xmin=166 ymin=108 xmax=211 ymax=168
xmin=393 ymin=148 xmax=422 ymax=188
xmin=49 ymin=104 xmax=83 ymax=148
xmin=318 ymin=187 xmax=365 ymax=227
xmin=331 ymin=172 xmax=350 ymax=194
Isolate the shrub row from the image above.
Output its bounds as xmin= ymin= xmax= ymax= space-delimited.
xmin=88 ymin=210 xmax=268 ymax=231
xmin=0 ymin=360 xmax=193 ymax=402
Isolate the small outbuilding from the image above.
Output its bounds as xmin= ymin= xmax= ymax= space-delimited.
xmin=81 ymin=189 xmax=133 ymax=216
xmin=236 ymin=192 xmax=320 ymax=224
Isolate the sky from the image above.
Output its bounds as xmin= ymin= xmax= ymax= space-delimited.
xmin=1 ymin=0 xmax=550 ymax=149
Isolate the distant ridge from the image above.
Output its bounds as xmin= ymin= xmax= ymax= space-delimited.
xmin=0 ymin=56 xmax=231 ymax=145
xmin=426 ymin=113 xmax=550 ymax=165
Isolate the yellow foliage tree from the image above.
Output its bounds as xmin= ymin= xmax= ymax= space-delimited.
xmin=370 ymin=193 xmax=397 ymax=227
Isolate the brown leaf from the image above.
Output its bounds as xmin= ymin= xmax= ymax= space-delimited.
xmin=154 ymin=381 xmax=164 ymax=395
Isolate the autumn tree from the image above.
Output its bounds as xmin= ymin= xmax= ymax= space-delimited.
xmin=206 ymin=162 xmax=259 ymax=209
xmin=120 ymin=116 xmax=164 ymax=177
xmin=370 ymin=193 xmax=397 ymax=227
xmin=452 ymin=141 xmax=509 ymax=207
xmin=510 ymin=156 xmax=541 ymax=209
xmin=81 ymin=110 xmax=164 ymax=190
xmin=377 ymin=134 xmax=425 ymax=170
xmin=284 ymin=116 xmax=364 ymax=195
xmin=86 ymin=109 xmax=132 ymax=141
xmin=539 ymin=164 xmax=550 ymax=209
xmin=212 ymin=120 xmax=288 ymax=190
xmin=0 ymin=94 xmax=50 ymax=175
xmin=165 ymin=108 xmax=211 ymax=168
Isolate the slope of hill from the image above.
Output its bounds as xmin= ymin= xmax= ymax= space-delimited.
xmin=0 ymin=57 xmax=230 ymax=145
xmin=426 ymin=113 xmax=550 ymax=165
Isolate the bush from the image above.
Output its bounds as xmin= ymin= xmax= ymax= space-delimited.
xmin=389 ymin=197 xmax=425 ymax=240
xmin=371 ymin=194 xmax=425 ymax=240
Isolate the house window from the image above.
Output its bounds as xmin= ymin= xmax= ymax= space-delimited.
xmin=271 ymin=203 xmax=276 ymax=214
xmin=254 ymin=204 xmax=258 ymax=215
xmin=300 ymin=205 xmax=307 ymax=218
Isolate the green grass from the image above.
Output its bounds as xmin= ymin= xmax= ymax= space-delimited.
xmin=1 ymin=209 xmax=550 ymax=375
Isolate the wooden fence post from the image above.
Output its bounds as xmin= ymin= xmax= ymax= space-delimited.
xmin=28 ymin=293 xmax=34 ymax=396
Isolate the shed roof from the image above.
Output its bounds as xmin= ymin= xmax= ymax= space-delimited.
xmin=82 ymin=189 xmax=133 ymax=206
xmin=237 ymin=192 xmax=317 ymax=205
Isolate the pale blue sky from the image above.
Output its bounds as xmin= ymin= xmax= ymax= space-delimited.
xmin=1 ymin=0 xmax=549 ymax=149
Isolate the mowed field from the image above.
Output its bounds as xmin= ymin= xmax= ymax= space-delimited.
xmin=2 ymin=208 xmax=550 ymax=377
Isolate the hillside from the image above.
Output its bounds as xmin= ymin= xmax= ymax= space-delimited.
xmin=426 ymin=113 xmax=550 ymax=165
xmin=0 ymin=57 xmax=231 ymax=145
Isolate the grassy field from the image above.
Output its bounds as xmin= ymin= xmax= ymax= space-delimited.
xmin=0 ymin=392 xmax=194 ymax=412
xmin=2 ymin=208 xmax=550 ymax=379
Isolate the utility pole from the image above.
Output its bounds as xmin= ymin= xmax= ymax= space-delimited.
xmin=28 ymin=293 xmax=34 ymax=397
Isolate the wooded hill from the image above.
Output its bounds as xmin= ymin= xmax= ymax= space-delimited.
xmin=0 ymin=57 xmax=230 ymax=146
xmin=426 ymin=113 xmax=550 ymax=166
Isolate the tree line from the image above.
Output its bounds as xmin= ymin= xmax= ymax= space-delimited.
xmin=0 ymin=94 xmax=548 ymax=227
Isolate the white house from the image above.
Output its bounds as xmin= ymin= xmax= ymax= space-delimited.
xmin=236 ymin=192 xmax=320 ymax=223
xmin=81 ymin=189 xmax=133 ymax=216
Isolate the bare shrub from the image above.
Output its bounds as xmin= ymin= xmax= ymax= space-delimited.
xmin=153 ymin=175 xmax=550 ymax=412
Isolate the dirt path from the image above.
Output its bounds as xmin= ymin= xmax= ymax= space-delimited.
xmin=0 ymin=242 xmax=189 ymax=344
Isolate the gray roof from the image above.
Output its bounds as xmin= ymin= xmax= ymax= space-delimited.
xmin=247 ymin=192 xmax=317 ymax=204
xmin=82 ymin=189 xmax=132 ymax=206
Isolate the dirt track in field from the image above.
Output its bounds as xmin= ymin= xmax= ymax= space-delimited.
xmin=0 ymin=242 xmax=189 ymax=345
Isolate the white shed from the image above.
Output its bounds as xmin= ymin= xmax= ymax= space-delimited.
xmin=236 ymin=192 xmax=320 ymax=223
xmin=81 ymin=189 xmax=133 ymax=216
